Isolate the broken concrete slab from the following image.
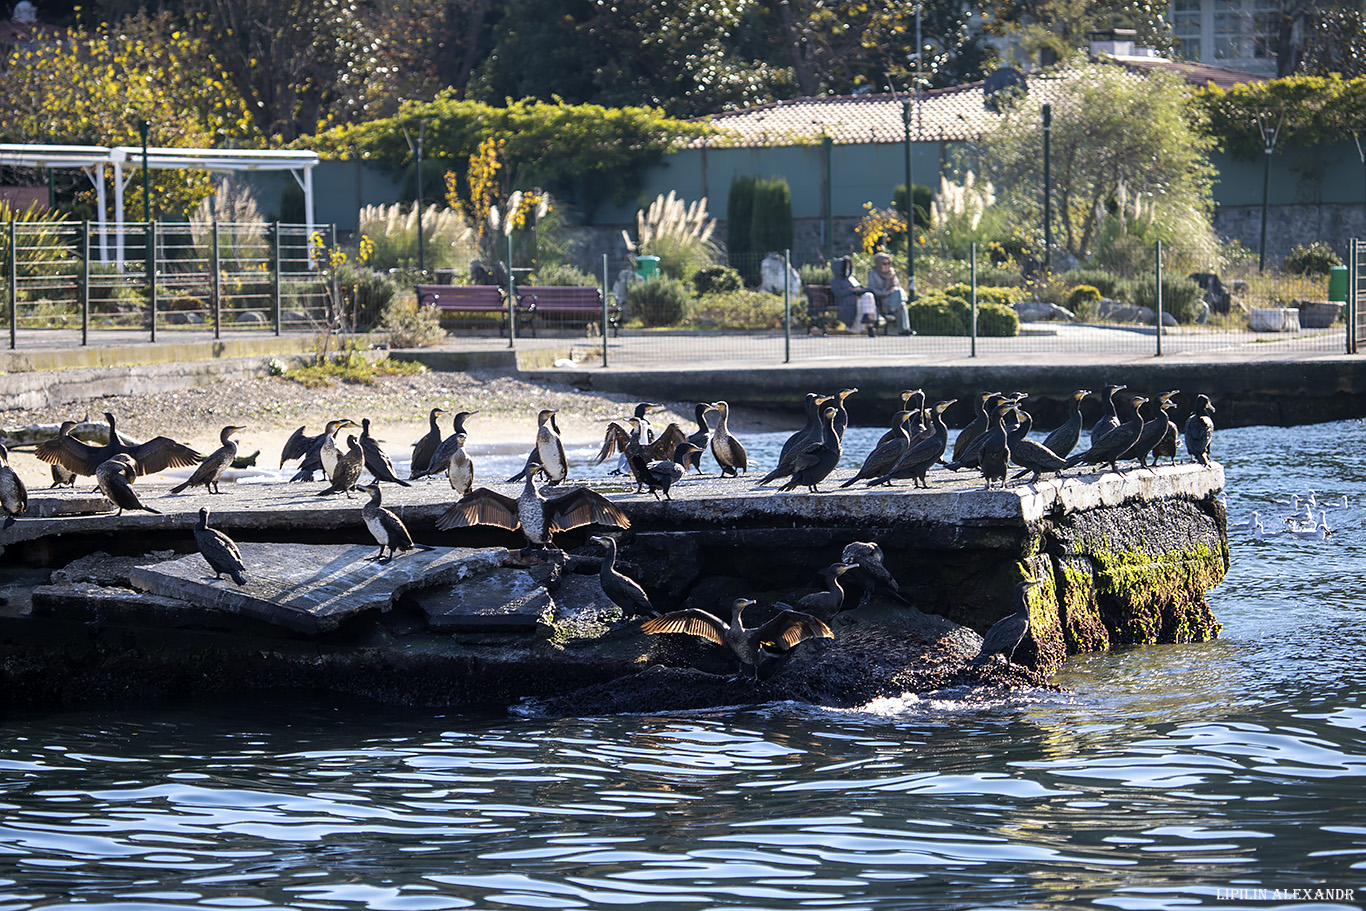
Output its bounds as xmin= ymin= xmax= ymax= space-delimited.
xmin=32 ymin=582 xmax=292 ymax=638
xmin=129 ymin=543 xmax=506 ymax=636
xmin=24 ymin=495 xmax=114 ymax=519
xmin=404 ymin=566 xmax=553 ymax=634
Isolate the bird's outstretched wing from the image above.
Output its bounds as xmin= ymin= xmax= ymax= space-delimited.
xmin=435 ymin=488 xmax=520 ymax=531
xmin=280 ymin=426 xmax=313 ymax=467
xmin=129 ymin=437 xmax=205 ymax=475
xmin=643 ymin=423 xmax=687 ymax=462
xmin=545 ymin=487 xmax=630 ymax=533
xmin=751 ymin=609 xmax=833 ymax=650
xmin=641 ymin=609 xmax=727 ymax=645
xmin=594 ymin=422 xmax=633 ymax=465
xmin=34 ymin=434 xmax=101 ymax=475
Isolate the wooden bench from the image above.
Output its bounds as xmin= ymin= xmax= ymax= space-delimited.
xmin=416 ymin=284 xmax=510 ymax=334
xmin=805 ymin=285 xmax=840 ymax=335
xmin=515 ymin=286 xmax=620 ymax=337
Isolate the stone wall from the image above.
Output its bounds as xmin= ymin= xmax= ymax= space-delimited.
xmin=1214 ymin=203 xmax=1366 ymax=267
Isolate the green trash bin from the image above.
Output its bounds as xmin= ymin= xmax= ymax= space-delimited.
xmin=1328 ymin=265 xmax=1349 ymax=302
xmin=635 ymin=255 xmax=659 ymax=279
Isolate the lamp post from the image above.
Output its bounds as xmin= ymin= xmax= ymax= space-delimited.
xmin=404 ymin=124 xmax=426 ymax=275
xmin=1042 ymin=103 xmax=1052 ymax=272
xmin=138 ymin=119 xmax=150 ymax=222
xmin=1256 ymin=111 xmax=1283 ymax=272
xmin=903 ymin=98 xmax=915 ymax=301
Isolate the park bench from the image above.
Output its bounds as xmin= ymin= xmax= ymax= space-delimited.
xmin=515 ymin=286 xmax=621 ymax=337
xmin=804 ymin=285 xmax=839 ymax=335
xmin=415 ymin=284 xmax=510 ymax=334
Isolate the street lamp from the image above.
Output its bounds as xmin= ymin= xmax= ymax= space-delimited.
xmin=1256 ymin=111 xmax=1283 ymax=272
xmin=403 ymin=124 xmax=426 ymax=275
xmin=1042 ymin=103 xmax=1052 ymax=272
xmin=903 ymin=98 xmax=915 ymax=302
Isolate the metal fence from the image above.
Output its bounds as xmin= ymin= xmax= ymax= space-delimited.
xmin=3 ymin=219 xmax=338 ymax=347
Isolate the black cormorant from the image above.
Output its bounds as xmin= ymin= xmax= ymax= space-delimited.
xmin=95 ymin=454 xmax=161 ymax=516
xmin=759 ymin=393 xmax=830 ymax=485
xmin=632 ymin=442 xmax=702 ymax=500
xmin=409 ymin=407 xmax=450 ymax=479
xmin=412 ymin=412 xmax=477 ymax=483
xmin=1185 ymin=394 xmax=1215 ymax=466
xmin=0 ymin=443 xmax=28 ymax=529
xmin=44 ymin=421 xmax=79 ymax=488
xmin=1150 ymin=396 xmax=1181 ymax=465
xmin=641 ymin=597 xmax=834 ymax=680
xmin=1065 ymin=394 xmax=1148 ymax=474
xmin=868 ymin=399 xmax=956 ymax=488
xmin=436 ymin=465 xmax=629 ymax=550
xmin=285 ymin=419 xmax=358 ymax=482
xmin=970 ymin=579 xmax=1035 ymax=666
xmin=171 ymin=425 xmax=246 ymax=494
xmin=194 ymin=508 xmax=246 ymax=585
xmin=588 ymin=534 xmax=657 ymax=619
xmin=951 ymin=392 xmax=996 ymax=462
xmin=685 ymin=403 xmax=715 ymax=472
xmin=832 ymin=387 xmax=857 ymax=440
xmin=36 ymin=411 xmax=203 ymax=477
xmin=1089 ymin=383 xmax=1126 ymax=446
xmin=794 ymin=562 xmax=855 ymax=621
xmin=841 ymin=411 xmax=914 ymax=487
xmin=359 ymin=419 xmax=411 ymax=486
xmin=709 ymin=401 xmax=747 ymax=477
xmin=840 ymin=541 xmax=907 ymax=606
xmin=944 ymin=394 xmax=1014 ymax=471
xmin=778 ymin=405 xmax=842 ymax=493
xmin=317 ymin=435 xmax=365 ymax=496
xmin=360 ymin=483 xmax=432 ymax=562
xmin=1042 ymin=389 xmax=1090 ymax=458
xmin=976 ymin=403 xmax=1016 ymax=489
xmin=1121 ymin=390 xmax=1179 ymax=468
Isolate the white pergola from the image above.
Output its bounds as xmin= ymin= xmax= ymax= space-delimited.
xmin=0 ymin=143 xmax=319 ymax=263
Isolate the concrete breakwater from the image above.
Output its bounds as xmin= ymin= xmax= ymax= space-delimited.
xmin=0 ymin=462 xmax=1226 ymax=714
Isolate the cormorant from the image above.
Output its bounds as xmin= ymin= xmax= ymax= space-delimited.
xmin=878 ymin=390 xmax=923 ymax=446
xmin=685 ymin=403 xmax=715 ymax=472
xmin=970 ymin=579 xmax=1036 ymax=666
xmin=588 ymin=534 xmax=657 ymax=619
xmin=841 ymin=410 xmax=914 ymax=487
xmin=36 ymin=411 xmax=203 ymax=477
xmin=532 ymin=408 xmax=568 ymax=484
xmin=976 ymin=402 xmax=1016 ymax=489
xmin=170 ymin=425 xmax=246 ymax=494
xmin=867 ymin=399 xmax=956 ymax=488
xmin=951 ymin=392 xmax=996 ymax=462
xmin=45 ymin=421 xmax=79 ymax=488
xmin=1089 ymin=384 xmax=1126 ymax=446
xmin=631 ymin=442 xmax=702 ymax=500
xmin=436 ymin=465 xmax=629 ymax=551
xmin=507 ymin=410 xmax=562 ymax=484
xmin=709 ymin=401 xmax=747 ymax=477
xmin=641 ymin=597 xmax=833 ymax=681
xmin=595 ymin=402 xmax=658 ymax=474
xmin=794 ymin=562 xmax=855 ymax=621
xmin=944 ymin=394 xmax=1014 ymax=471
xmin=1009 ymin=433 xmax=1069 ymax=484
xmin=759 ymin=392 xmax=830 ymax=485
xmin=1121 ymin=390 xmax=1179 ymax=468
xmin=832 ymin=387 xmax=857 ymax=440
xmin=360 ymin=482 xmax=432 ymax=562
xmin=778 ymin=405 xmax=843 ymax=493
xmin=284 ymin=419 xmax=358 ymax=482
xmin=412 ymin=412 xmax=477 ymax=483
xmin=840 ymin=541 xmax=908 ymax=606
xmin=1043 ymin=389 xmax=1091 ymax=458
xmin=0 ymin=443 xmax=28 ymax=529
xmin=1185 ymin=394 xmax=1215 ymax=466
xmin=194 ymin=507 xmax=247 ymax=585
xmin=317 ymin=435 xmax=365 ymax=496
xmin=359 ymin=419 xmax=411 ymax=486
xmin=409 ymin=407 xmax=450 ymax=479
xmin=1150 ymin=397 xmax=1181 ymax=466
xmin=1064 ymin=394 xmax=1148 ymax=474
xmin=95 ymin=454 xmax=161 ymax=516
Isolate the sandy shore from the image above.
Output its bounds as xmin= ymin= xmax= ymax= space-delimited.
xmin=0 ymin=367 xmax=761 ymax=488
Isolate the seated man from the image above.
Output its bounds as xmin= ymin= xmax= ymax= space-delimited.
xmin=831 ymin=255 xmax=880 ymax=336
xmin=867 ymin=252 xmax=912 ymax=336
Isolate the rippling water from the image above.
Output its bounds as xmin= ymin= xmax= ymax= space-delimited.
xmin=3 ymin=422 xmax=1365 ymax=909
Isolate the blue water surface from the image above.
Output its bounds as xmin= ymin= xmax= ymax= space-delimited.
xmin=1 ymin=421 xmax=1364 ymax=910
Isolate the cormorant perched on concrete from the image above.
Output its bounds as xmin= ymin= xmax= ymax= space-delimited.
xmin=436 ymin=465 xmax=629 ymax=551
xmin=1185 ymin=394 xmax=1216 ymax=467
xmin=778 ymin=406 xmax=842 ymax=493
xmin=36 ymin=411 xmax=203 ymax=478
xmin=507 ymin=410 xmax=561 ymax=484
xmin=1065 ymin=394 xmax=1148 ymax=474
xmin=794 ymin=562 xmax=854 ymax=621
xmin=641 ymin=597 xmax=833 ymax=680
xmin=412 ymin=412 xmax=477 ymax=483
xmin=1043 ymin=389 xmax=1091 ymax=458
xmin=976 ymin=402 xmax=1016 ymax=489
xmin=44 ymin=421 xmax=79 ymax=488
xmin=317 ymin=435 xmax=365 ymax=496
xmin=832 ymin=387 xmax=857 ymax=440
xmin=1150 ymin=395 xmax=1181 ymax=466
xmin=759 ymin=393 xmax=831 ymax=485
xmin=95 ymin=454 xmax=161 ymax=516
xmin=840 ymin=541 xmax=908 ymax=606
xmin=1009 ymin=433 xmax=1069 ymax=484
xmin=879 ymin=390 xmax=925 ymax=446
xmin=358 ymin=419 xmax=411 ymax=487
xmin=534 ymin=408 xmax=569 ymax=484
xmin=868 ymin=399 xmax=956 ymax=488
xmin=632 ymin=442 xmax=702 ymax=500
xmin=360 ymin=483 xmax=432 ymax=562
xmin=951 ymin=392 xmax=996 ymax=462
xmin=284 ymin=419 xmax=358 ymax=482
xmin=409 ymin=407 xmax=450 ymax=479
xmin=685 ymin=403 xmax=715 ymax=472
xmin=944 ymin=394 xmax=1017 ymax=471
xmin=171 ymin=425 xmax=246 ymax=494
xmin=841 ymin=411 xmax=914 ymax=487
xmin=1089 ymin=384 xmax=1127 ymax=446
xmin=595 ymin=420 xmax=634 ymax=474
xmin=970 ymin=579 xmax=1035 ymax=666
xmin=0 ymin=443 xmax=28 ymax=529
xmin=709 ymin=401 xmax=747 ymax=477
xmin=194 ymin=508 xmax=246 ymax=585
xmin=1121 ymin=390 xmax=1179 ymax=468
xmin=588 ymin=535 xmax=657 ymax=619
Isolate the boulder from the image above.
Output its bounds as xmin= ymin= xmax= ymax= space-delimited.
xmin=760 ymin=252 xmax=802 ymax=297
xmin=1015 ymin=301 xmax=1076 ymax=322
xmin=1296 ymin=300 xmax=1343 ymax=329
xmin=1250 ymin=307 xmax=1300 ymax=332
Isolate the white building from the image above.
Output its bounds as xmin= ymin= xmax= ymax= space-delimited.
xmin=1169 ymin=0 xmax=1280 ymax=75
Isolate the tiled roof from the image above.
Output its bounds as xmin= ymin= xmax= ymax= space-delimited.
xmin=692 ymin=57 xmax=1266 ymax=149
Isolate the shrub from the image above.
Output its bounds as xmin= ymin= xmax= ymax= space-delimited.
xmin=749 ymin=176 xmax=793 ymax=255
xmin=338 ymin=264 xmax=402 ymax=330
xmin=533 ymin=263 xmax=598 ymax=286
xmin=976 ymin=301 xmax=1020 ymax=336
xmin=907 ymin=294 xmax=969 ymax=335
xmin=623 ymin=191 xmax=721 ymax=283
xmin=1066 ymin=284 xmax=1102 ymax=308
xmin=1131 ymin=275 xmax=1207 ymax=324
xmin=943 ymin=283 xmax=1023 ymax=307
xmin=687 ymin=289 xmax=785 ymax=329
xmin=1284 ymin=241 xmax=1342 ymax=276
xmin=381 ymin=298 xmax=447 ymax=347
xmin=626 ymin=274 xmax=691 ymax=327
xmin=799 ymin=262 xmax=832 ymax=286
xmin=974 ymin=263 xmax=1022 ymax=287
xmin=358 ymin=203 xmax=474 ymax=272
xmin=693 ymin=264 xmax=744 ymax=294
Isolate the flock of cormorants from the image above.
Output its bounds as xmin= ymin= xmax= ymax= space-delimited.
xmin=0 ymin=384 xmax=1220 ymax=680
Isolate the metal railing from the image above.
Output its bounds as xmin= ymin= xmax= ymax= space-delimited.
xmin=3 ymin=219 xmax=338 ymax=348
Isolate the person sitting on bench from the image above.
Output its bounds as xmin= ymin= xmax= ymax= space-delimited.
xmin=832 ymin=255 xmax=881 ymax=336
xmin=868 ymin=252 xmax=912 ymax=336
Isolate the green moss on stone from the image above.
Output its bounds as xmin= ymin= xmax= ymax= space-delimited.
xmin=1057 ymin=559 xmax=1110 ymax=653
xmin=1088 ymin=539 xmax=1225 ymax=646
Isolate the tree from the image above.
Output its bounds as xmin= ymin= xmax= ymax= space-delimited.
xmin=990 ymin=0 xmax=1177 ymax=65
xmin=975 ymin=58 xmax=1216 ymax=261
